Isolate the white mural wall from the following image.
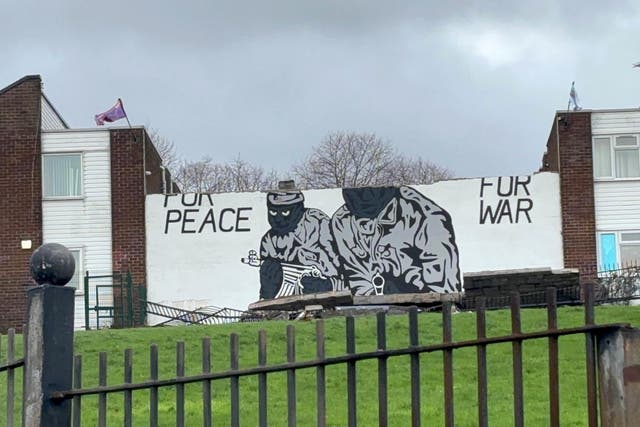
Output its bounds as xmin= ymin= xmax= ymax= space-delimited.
xmin=145 ymin=172 xmax=563 ymax=312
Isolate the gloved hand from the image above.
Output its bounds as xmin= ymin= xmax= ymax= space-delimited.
xmin=259 ymin=258 xmax=283 ymax=299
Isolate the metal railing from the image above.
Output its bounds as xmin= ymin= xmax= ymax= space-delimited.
xmin=44 ymin=285 xmax=626 ymax=426
xmin=0 ymin=329 xmax=23 ymax=427
xmin=595 ymin=264 xmax=640 ymax=303
xmin=143 ymin=300 xmax=264 ymax=326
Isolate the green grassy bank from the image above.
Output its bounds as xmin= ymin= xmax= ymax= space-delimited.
xmin=2 ymin=305 xmax=639 ymax=426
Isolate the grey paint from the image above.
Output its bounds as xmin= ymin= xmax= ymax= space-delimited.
xmin=250 ymin=186 xmax=460 ymax=298
xmin=597 ymin=328 xmax=640 ymax=426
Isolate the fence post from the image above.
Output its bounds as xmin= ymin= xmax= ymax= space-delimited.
xmin=23 ymin=243 xmax=76 ymax=427
xmin=597 ymin=327 xmax=640 ymax=427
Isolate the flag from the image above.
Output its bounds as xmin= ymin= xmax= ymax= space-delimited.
xmin=568 ymin=81 xmax=581 ymax=111
xmin=94 ymin=98 xmax=127 ymax=125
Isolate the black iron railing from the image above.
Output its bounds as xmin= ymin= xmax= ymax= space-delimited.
xmin=45 ymin=285 xmax=623 ymax=427
xmin=0 ymin=329 xmax=23 ymax=427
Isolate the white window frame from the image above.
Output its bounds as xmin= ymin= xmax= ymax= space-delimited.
xmin=42 ymin=152 xmax=84 ymax=199
xmin=597 ymin=230 xmax=640 ymax=270
xmin=66 ymin=247 xmax=84 ymax=293
xmin=592 ymin=134 xmax=640 ymax=181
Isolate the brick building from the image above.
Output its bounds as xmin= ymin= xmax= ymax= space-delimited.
xmin=0 ymin=75 xmax=172 ymax=331
xmin=540 ymin=109 xmax=640 ymax=275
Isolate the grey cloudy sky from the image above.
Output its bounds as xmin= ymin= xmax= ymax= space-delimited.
xmin=2 ymin=1 xmax=639 ymax=178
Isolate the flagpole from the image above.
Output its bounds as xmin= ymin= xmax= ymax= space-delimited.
xmin=119 ymin=98 xmax=138 ymax=143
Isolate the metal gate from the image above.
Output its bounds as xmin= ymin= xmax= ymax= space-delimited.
xmin=83 ymin=271 xmax=136 ymax=330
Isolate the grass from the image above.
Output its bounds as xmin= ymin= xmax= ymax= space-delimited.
xmin=1 ymin=305 xmax=640 ymax=426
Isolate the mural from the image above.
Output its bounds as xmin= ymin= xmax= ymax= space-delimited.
xmin=146 ymin=172 xmax=564 ymax=314
xmin=242 ymin=191 xmax=343 ymax=299
xmin=243 ymin=186 xmax=460 ymax=298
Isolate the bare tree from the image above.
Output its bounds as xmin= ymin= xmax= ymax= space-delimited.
xmin=173 ymin=157 xmax=226 ymax=193
xmin=293 ymin=131 xmax=397 ymax=188
xmin=225 ymin=157 xmax=280 ymax=192
xmin=391 ymin=156 xmax=454 ymax=186
xmin=147 ymin=128 xmax=179 ymax=173
xmin=293 ymin=131 xmax=453 ymax=189
xmin=173 ymin=156 xmax=280 ymax=193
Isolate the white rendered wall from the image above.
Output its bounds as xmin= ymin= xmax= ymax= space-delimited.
xmin=42 ymin=130 xmax=113 ymax=330
xmin=145 ymin=172 xmax=563 ymax=314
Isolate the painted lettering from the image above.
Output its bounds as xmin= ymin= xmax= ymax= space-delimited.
xmin=515 ymin=176 xmax=531 ymax=196
xmin=236 ymin=207 xmax=252 ymax=232
xmin=219 ymin=208 xmax=236 ymax=232
xmin=480 ymin=177 xmax=493 ymax=197
xmin=164 ymin=206 xmax=253 ymax=233
xmin=181 ymin=193 xmax=199 ymax=207
xmin=479 ymin=176 xmax=534 ymax=224
xmin=163 ymin=194 xmax=178 ymax=208
xmin=516 ymin=198 xmax=533 ymax=223
xmin=497 ymin=199 xmax=513 ymax=223
xmin=181 ymin=209 xmax=199 ymax=233
xmin=497 ymin=176 xmax=513 ymax=197
xmin=202 ymin=193 xmax=214 ymax=207
xmin=198 ymin=209 xmax=217 ymax=233
xmin=479 ymin=200 xmax=500 ymax=224
xmin=164 ymin=209 xmax=182 ymax=233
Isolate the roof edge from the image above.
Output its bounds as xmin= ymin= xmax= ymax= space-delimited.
xmin=555 ymin=107 xmax=640 ymax=115
xmin=41 ymin=92 xmax=69 ymax=129
xmin=0 ymin=75 xmax=42 ymax=96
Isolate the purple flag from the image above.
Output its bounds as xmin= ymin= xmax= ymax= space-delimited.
xmin=94 ymin=98 xmax=127 ymax=125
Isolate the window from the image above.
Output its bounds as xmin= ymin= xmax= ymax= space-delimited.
xmin=68 ymin=249 xmax=82 ymax=290
xmin=593 ymin=135 xmax=640 ymax=179
xmin=593 ymin=138 xmax=612 ymax=177
xmin=42 ymin=153 xmax=82 ymax=197
xmin=598 ymin=231 xmax=640 ymax=270
xmin=620 ymin=232 xmax=640 ymax=265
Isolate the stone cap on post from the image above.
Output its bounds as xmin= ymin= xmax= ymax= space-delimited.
xmin=29 ymin=242 xmax=75 ymax=286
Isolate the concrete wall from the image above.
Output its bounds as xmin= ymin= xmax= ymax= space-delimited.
xmin=146 ymin=172 xmax=563 ymax=313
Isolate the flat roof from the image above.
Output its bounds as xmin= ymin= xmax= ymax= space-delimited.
xmin=41 ymin=125 xmax=146 ymax=133
xmin=556 ymin=107 xmax=640 ymax=114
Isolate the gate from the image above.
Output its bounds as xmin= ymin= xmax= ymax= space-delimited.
xmin=83 ymin=271 xmax=138 ymax=330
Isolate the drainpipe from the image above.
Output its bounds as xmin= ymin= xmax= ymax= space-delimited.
xmin=160 ymin=166 xmax=167 ymax=194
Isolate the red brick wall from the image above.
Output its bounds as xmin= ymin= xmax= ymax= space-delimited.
xmin=0 ymin=76 xmax=43 ymax=332
xmin=555 ymin=112 xmax=597 ymax=276
xmin=144 ymin=135 xmax=168 ymax=195
xmin=110 ymin=128 xmax=169 ymax=325
xmin=110 ymin=128 xmax=147 ymax=324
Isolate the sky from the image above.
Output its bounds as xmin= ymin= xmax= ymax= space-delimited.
xmin=2 ymin=1 xmax=640 ymax=179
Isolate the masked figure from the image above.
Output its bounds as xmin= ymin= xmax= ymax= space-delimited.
xmin=259 ymin=191 xmax=342 ymax=299
xmin=331 ymin=186 xmax=460 ymax=296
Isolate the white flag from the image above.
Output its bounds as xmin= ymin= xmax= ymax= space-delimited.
xmin=568 ymin=81 xmax=582 ymax=111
